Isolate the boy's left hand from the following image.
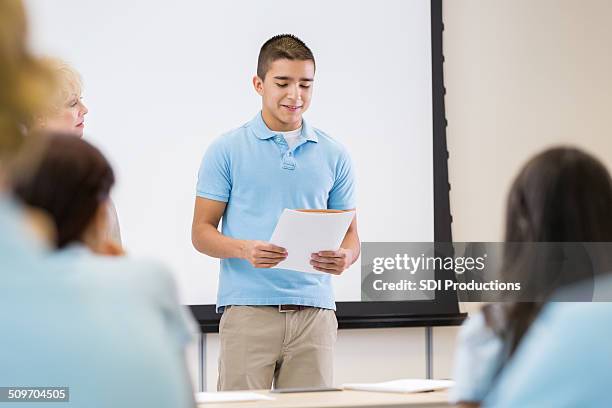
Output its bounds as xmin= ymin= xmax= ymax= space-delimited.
xmin=310 ymin=248 xmax=353 ymax=275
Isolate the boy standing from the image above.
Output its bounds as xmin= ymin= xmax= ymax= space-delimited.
xmin=192 ymin=34 xmax=359 ymax=390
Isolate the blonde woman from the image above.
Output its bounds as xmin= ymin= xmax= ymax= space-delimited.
xmin=34 ymin=58 xmax=88 ymax=138
xmin=34 ymin=58 xmax=123 ymax=246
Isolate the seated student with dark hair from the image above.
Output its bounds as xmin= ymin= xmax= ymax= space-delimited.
xmin=7 ymin=134 xmax=196 ymax=408
xmin=450 ymin=147 xmax=612 ymax=407
xmin=482 ymin=277 xmax=612 ymax=407
xmin=15 ymin=132 xmax=118 ymax=253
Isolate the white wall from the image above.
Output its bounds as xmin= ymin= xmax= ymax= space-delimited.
xmin=445 ymin=0 xmax=612 ymax=242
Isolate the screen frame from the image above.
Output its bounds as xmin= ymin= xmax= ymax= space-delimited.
xmin=189 ymin=0 xmax=466 ymax=332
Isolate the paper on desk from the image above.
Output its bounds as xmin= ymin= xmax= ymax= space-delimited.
xmin=194 ymin=391 xmax=274 ymax=403
xmin=270 ymin=209 xmax=355 ymax=274
xmin=342 ymin=379 xmax=455 ymax=394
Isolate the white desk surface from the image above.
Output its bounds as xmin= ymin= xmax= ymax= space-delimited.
xmin=197 ymin=389 xmax=449 ymax=408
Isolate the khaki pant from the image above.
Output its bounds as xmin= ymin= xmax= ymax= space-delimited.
xmin=217 ymin=306 xmax=337 ymax=391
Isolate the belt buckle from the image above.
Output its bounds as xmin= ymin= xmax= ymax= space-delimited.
xmin=279 ymin=304 xmax=297 ymax=313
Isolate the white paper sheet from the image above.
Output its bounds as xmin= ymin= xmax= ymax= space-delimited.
xmin=269 ymin=209 xmax=356 ymax=274
xmin=342 ymin=379 xmax=454 ymax=393
xmin=194 ymin=391 xmax=274 ymax=403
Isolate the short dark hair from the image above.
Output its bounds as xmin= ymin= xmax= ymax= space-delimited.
xmin=14 ymin=134 xmax=115 ymax=248
xmin=257 ymin=34 xmax=315 ymax=80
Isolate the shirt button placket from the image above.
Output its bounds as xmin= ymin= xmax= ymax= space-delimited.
xmin=275 ymin=135 xmax=295 ymax=170
xmin=282 ymin=153 xmax=296 ymax=170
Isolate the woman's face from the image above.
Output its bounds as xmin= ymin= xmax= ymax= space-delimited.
xmin=44 ymin=94 xmax=88 ymax=138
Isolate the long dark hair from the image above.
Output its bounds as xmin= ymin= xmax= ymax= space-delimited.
xmin=14 ymin=133 xmax=114 ymax=248
xmin=484 ymin=147 xmax=612 ymax=354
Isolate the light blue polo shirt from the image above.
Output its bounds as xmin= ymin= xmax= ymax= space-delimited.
xmin=196 ymin=112 xmax=356 ymax=312
xmin=483 ymin=298 xmax=612 ymax=407
xmin=482 ymin=276 xmax=612 ymax=407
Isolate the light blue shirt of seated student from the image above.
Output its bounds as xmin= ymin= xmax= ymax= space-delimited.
xmin=0 ymin=197 xmax=196 ymax=408
xmin=196 ymin=112 xmax=356 ymax=312
xmin=449 ymin=307 xmax=509 ymax=404
xmin=484 ymin=291 xmax=612 ymax=407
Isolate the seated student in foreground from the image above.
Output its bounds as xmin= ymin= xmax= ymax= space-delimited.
xmin=10 ymin=134 xmax=196 ymax=407
xmin=482 ymin=276 xmax=612 ymax=407
xmin=31 ymin=57 xmax=122 ymax=245
xmin=450 ymin=147 xmax=612 ymax=407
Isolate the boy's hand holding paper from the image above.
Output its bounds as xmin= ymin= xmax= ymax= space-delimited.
xmin=310 ymin=248 xmax=354 ymax=275
xmin=269 ymin=209 xmax=355 ymax=275
xmin=242 ymin=240 xmax=287 ymax=268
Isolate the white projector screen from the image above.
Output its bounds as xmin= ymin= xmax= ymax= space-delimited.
xmin=25 ymin=0 xmax=434 ymax=306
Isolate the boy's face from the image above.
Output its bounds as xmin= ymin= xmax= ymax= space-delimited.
xmin=253 ymin=58 xmax=314 ymax=131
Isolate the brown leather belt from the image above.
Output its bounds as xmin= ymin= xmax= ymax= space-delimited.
xmin=278 ymin=304 xmax=313 ymax=312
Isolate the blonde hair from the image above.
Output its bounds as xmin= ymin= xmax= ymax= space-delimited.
xmin=40 ymin=57 xmax=83 ymax=113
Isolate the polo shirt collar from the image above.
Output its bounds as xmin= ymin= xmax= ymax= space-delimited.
xmin=249 ymin=111 xmax=318 ymax=143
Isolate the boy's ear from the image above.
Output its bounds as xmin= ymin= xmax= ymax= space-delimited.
xmin=252 ymin=75 xmax=264 ymax=96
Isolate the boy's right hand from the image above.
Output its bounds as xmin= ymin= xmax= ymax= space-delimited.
xmin=242 ymin=240 xmax=287 ymax=268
